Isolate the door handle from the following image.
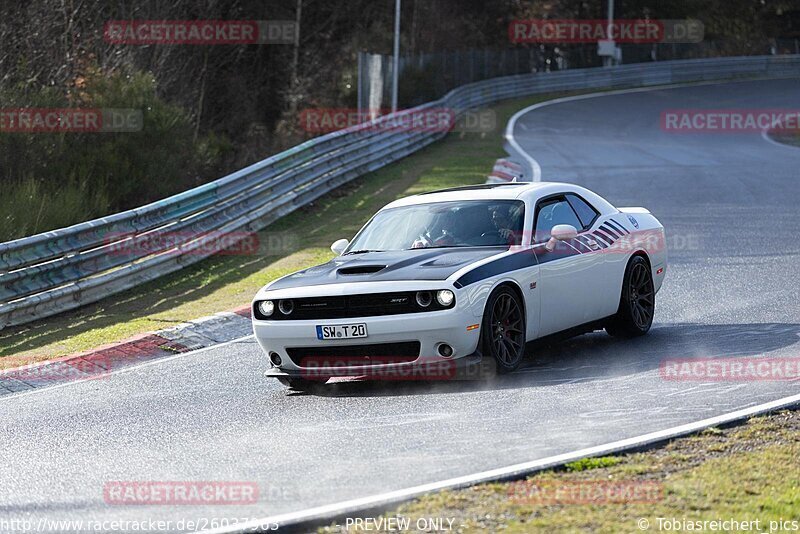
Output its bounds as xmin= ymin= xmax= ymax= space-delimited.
xmin=586 ymin=239 xmax=600 ymax=250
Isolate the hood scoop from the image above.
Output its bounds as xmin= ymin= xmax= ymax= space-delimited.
xmin=338 ymin=265 xmax=387 ymax=275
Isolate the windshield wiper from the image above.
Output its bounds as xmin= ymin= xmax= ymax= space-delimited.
xmin=343 ymin=249 xmax=384 ymax=255
xmin=408 ymin=245 xmax=468 ymax=249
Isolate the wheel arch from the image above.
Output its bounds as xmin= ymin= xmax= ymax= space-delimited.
xmin=610 ymin=251 xmax=652 ymax=316
xmin=607 ymin=249 xmax=655 ymax=337
xmin=488 ymin=279 xmax=527 ymax=325
xmin=631 ymin=249 xmax=652 ymax=268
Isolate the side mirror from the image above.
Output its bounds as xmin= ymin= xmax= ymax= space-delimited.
xmin=331 ymin=238 xmax=349 ymax=255
xmin=546 ymin=224 xmax=578 ymax=252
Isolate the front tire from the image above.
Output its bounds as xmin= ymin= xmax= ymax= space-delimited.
xmin=606 ymin=255 xmax=655 ymax=338
xmin=481 ymin=286 xmax=526 ymax=374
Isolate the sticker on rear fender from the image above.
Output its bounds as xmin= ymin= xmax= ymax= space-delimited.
xmin=316 ymin=324 xmax=368 ymax=340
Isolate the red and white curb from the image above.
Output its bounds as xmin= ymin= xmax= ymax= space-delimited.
xmin=0 ymin=305 xmax=252 ymax=397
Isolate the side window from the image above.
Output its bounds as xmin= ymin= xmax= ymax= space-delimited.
xmin=566 ymin=194 xmax=599 ymax=230
xmin=534 ymin=197 xmax=582 ymax=243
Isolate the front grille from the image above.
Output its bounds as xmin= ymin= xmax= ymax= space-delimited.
xmin=254 ymin=291 xmax=453 ymax=320
xmin=286 ymin=341 xmax=420 ymax=367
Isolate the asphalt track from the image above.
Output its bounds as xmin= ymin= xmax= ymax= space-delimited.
xmin=2 ymin=78 xmax=800 ymax=532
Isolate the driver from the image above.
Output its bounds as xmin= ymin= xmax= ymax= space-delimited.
xmin=432 ymin=210 xmax=459 ymax=246
xmin=491 ymin=208 xmax=516 ymax=242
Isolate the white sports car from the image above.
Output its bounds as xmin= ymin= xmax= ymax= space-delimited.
xmin=252 ymin=182 xmax=666 ymax=390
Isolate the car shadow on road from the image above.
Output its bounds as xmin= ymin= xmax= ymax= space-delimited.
xmin=294 ymin=322 xmax=800 ymax=398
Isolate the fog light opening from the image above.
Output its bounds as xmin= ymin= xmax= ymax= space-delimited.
xmin=416 ymin=291 xmax=432 ymax=307
xmin=269 ymin=352 xmax=282 ymax=366
xmin=437 ymin=343 xmax=454 ymax=358
xmin=278 ymin=299 xmax=294 ymax=315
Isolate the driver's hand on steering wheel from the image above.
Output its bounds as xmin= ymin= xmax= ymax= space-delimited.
xmin=497 ymin=228 xmax=513 ymax=240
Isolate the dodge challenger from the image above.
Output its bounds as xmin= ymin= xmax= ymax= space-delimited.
xmin=252 ymin=182 xmax=666 ymax=390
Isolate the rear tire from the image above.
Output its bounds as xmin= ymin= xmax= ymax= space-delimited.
xmin=481 ymin=286 xmax=526 ymax=374
xmin=606 ymin=255 xmax=655 ymax=338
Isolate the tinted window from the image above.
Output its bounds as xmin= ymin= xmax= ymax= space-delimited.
xmin=566 ymin=194 xmax=599 ymax=229
xmin=348 ymin=200 xmax=525 ymax=251
xmin=534 ymin=198 xmax=582 ymax=242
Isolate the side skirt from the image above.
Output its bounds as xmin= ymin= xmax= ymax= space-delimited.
xmin=526 ymin=317 xmax=613 ymax=349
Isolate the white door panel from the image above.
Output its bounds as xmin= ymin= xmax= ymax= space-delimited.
xmin=511 ymin=257 xmax=541 ymax=341
xmin=535 ymin=241 xmax=605 ymax=336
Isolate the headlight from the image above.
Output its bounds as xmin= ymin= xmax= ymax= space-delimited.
xmin=258 ymin=300 xmax=275 ymax=317
xmin=278 ymin=299 xmax=294 ymax=315
xmin=436 ymin=290 xmax=455 ymax=307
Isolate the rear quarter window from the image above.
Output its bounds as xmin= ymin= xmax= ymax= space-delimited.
xmin=566 ymin=194 xmax=599 ymax=229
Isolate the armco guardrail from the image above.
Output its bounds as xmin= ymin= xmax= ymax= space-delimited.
xmin=1 ymin=55 xmax=799 ymax=328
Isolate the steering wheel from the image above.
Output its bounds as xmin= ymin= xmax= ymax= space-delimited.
xmin=411 ymin=233 xmax=432 ymax=249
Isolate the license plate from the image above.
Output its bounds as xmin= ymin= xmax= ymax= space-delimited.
xmin=316 ymin=324 xmax=368 ymax=340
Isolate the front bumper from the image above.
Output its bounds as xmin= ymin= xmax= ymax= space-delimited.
xmin=263 ymin=351 xmax=494 ymax=382
xmin=252 ymin=305 xmax=482 ymax=378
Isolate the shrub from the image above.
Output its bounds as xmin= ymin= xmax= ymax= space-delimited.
xmin=0 ymin=67 xmax=231 ymax=242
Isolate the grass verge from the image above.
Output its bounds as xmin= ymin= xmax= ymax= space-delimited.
xmin=0 ymin=92 xmax=571 ymax=367
xmin=768 ymin=129 xmax=800 ymax=148
xmin=319 ymin=409 xmax=800 ymax=533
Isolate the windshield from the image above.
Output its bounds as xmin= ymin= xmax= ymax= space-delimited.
xmin=347 ymin=200 xmax=525 ymax=252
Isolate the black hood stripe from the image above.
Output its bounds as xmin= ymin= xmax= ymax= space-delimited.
xmin=453 ymin=244 xmax=581 ymax=288
xmin=453 ymin=249 xmax=537 ymax=288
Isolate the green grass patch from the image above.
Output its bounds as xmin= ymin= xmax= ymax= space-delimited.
xmin=0 ymin=92 xmax=569 ymax=366
xmin=769 ymin=129 xmax=800 ymax=148
xmin=564 ymin=456 xmax=622 ymax=472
